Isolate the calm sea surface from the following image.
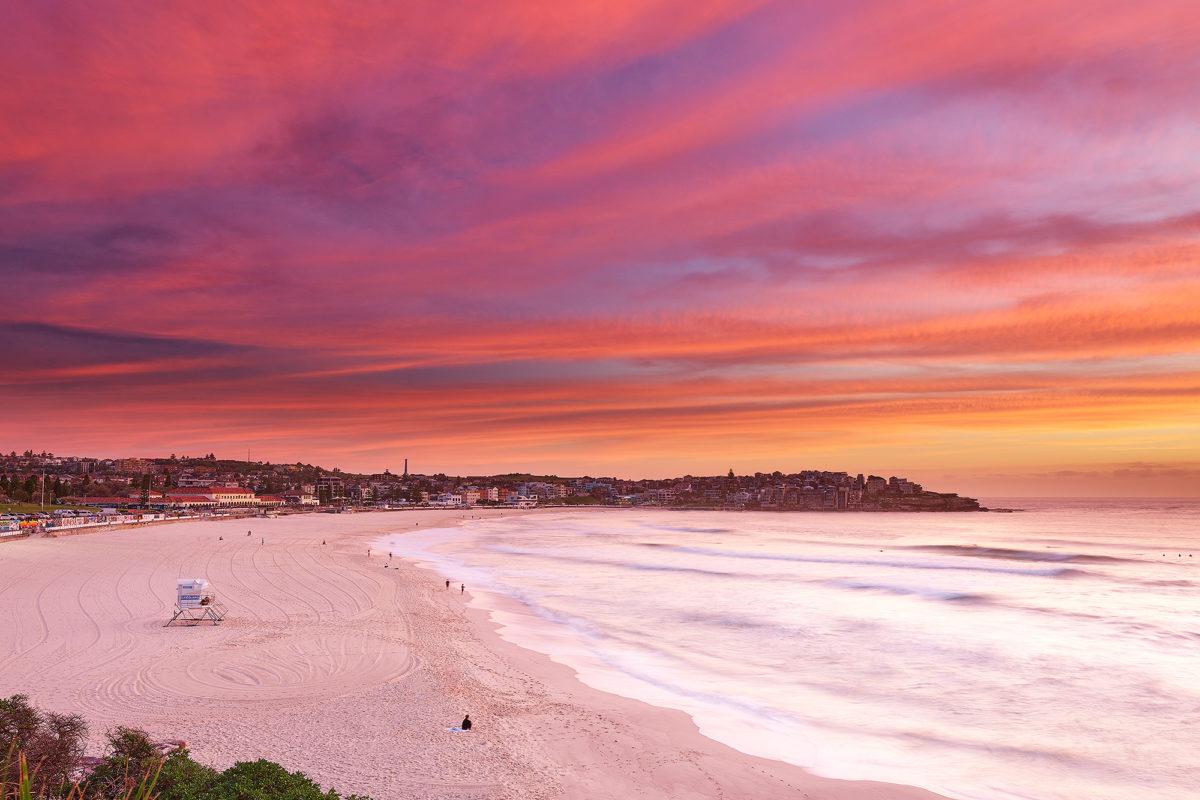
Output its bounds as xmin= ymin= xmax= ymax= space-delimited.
xmin=378 ymin=499 xmax=1200 ymax=800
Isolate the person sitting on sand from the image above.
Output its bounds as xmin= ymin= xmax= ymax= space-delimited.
xmin=461 ymin=714 xmax=472 ymax=730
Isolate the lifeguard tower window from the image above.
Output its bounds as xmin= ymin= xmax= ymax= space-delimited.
xmin=165 ymin=578 xmax=227 ymax=626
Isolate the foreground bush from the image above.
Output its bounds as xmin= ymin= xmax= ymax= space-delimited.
xmin=2 ymin=696 xmax=369 ymax=800
xmin=0 ymin=694 xmax=87 ymax=795
xmin=86 ymin=727 xmax=168 ymax=799
xmin=152 ymin=749 xmax=218 ymax=800
xmin=202 ymin=760 xmax=367 ymax=800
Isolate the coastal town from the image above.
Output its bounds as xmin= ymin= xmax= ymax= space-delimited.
xmin=0 ymin=449 xmax=982 ymax=535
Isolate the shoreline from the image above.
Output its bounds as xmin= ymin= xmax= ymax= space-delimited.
xmin=389 ymin=510 xmax=953 ymax=800
xmin=451 ymin=581 xmax=951 ymax=799
xmin=0 ymin=508 xmax=952 ymax=799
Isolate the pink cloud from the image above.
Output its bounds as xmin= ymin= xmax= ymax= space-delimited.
xmin=2 ymin=1 xmax=1199 ymax=486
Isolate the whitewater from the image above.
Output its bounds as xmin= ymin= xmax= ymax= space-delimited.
xmin=378 ymin=498 xmax=1200 ymax=800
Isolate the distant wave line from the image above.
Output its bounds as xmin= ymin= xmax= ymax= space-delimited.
xmin=660 ymin=545 xmax=1091 ymax=577
xmin=903 ymin=544 xmax=1139 ymax=564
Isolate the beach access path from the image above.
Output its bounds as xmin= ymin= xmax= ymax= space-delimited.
xmin=0 ymin=509 xmax=949 ymax=800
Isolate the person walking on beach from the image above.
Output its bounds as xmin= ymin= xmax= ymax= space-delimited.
xmin=445 ymin=579 xmax=450 ymax=589
xmin=461 ymin=583 xmax=465 ymax=594
xmin=461 ymin=714 xmax=472 ymax=730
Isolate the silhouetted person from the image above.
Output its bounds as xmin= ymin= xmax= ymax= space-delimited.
xmin=461 ymin=583 xmax=465 ymax=594
xmin=461 ymin=715 xmax=472 ymax=730
xmin=445 ymin=579 xmax=450 ymax=589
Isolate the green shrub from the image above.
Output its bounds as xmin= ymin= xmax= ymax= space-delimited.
xmin=205 ymin=760 xmax=342 ymax=800
xmin=85 ymin=727 xmax=162 ymax=799
xmin=152 ymin=750 xmax=217 ymax=800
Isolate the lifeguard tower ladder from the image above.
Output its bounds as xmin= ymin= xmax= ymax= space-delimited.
xmin=164 ymin=578 xmax=227 ymax=626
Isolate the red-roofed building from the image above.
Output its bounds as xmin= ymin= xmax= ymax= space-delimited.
xmin=165 ymin=486 xmax=257 ymax=507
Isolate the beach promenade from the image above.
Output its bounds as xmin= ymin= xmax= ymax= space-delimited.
xmin=0 ymin=511 xmax=948 ymax=800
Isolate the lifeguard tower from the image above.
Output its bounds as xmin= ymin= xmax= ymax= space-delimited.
xmin=164 ymin=578 xmax=227 ymax=626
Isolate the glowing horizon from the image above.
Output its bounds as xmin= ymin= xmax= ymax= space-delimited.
xmin=3 ymin=1 xmax=1198 ymax=496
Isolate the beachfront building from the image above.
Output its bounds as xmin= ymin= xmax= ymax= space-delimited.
xmin=281 ymin=490 xmax=318 ymax=506
xmin=316 ymin=475 xmax=346 ymax=504
xmin=162 ymin=494 xmax=211 ymax=510
xmin=165 ymin=486 xmax=258 ymax=508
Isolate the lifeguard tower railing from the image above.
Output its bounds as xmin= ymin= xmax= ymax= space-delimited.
xmin=164 ymin=578 xmax=227 ymax=626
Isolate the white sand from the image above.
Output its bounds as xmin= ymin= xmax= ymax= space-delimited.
xmin=0 ymin=511 xmax=949 ymax=799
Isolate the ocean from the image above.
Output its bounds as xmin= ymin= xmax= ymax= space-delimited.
xmin=378 ymin=499 xmax=1200 ymax=800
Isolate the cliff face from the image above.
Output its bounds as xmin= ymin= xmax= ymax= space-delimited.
xmin=870 ymin=492 xmax=983 ymax=512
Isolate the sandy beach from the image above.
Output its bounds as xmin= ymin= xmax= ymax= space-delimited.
xmin=0 ymin=511 xmax=950 ymax=799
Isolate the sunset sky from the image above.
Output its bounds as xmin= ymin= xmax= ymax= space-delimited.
xmin=3 ymin=1 xmax=1199 ymax=496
